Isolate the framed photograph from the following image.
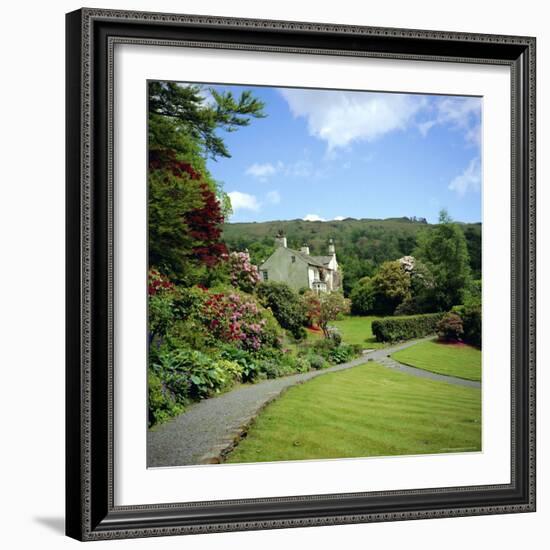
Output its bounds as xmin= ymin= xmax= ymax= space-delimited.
xmin=66 ymin=8 xmax=536 ymax=541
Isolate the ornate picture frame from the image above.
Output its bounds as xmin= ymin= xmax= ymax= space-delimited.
xmin=65 ymin=7 xmax=536 ymax=541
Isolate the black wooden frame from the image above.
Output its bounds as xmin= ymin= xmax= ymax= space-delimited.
xmin=66 ymin=7 xmax=536 ymax=541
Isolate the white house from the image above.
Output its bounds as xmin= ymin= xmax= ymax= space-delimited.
xmin=258 ymin=234 xmax=341 ymax=293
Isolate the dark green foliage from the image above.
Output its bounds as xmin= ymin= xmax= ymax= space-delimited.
xmin=256 ymin=281 xmax=307 ymax=339
xmin=371 ymin=313 xmax=445 ymax=342
xmin=310 ymin=337 xmax=362 ymax=364
xmin=151 ymin=347 xmax=243 ymax=402
xmin=149 ymin=81 xmax=266 ymax=160
xmin=452 ymin=304 xmax=482 ymax=348
xmin=148 ymin=370 xmax=184 ymax=427
xmin=437 ymin=312 xmax=464 ymax=341
xmin=350 ymin=276 xmax=375 ymax=315
xmin=464 ymin=226 xmax=482 ymax=279
xmin=370 ymin=260 xmax=411 ymax=315
xmin=414 ymin=212 xmax=472 ymax=311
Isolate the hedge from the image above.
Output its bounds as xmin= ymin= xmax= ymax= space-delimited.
xmin=371 ymin=313 xmax=445 ymax=342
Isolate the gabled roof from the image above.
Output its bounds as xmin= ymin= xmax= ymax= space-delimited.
xmin=312 ymin=255 xmax=334 ymax=266
xmin=287 ymin=248 xmax=326 ymax=268
xmin=259 ymin=246 xmax=336 ymax=270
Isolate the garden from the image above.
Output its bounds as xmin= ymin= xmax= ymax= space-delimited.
xmin=146 ymin=80 xmax=483 ymax=465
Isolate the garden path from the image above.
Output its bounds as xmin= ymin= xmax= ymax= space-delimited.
xmin=148 ymin=336 xmax=479 ymax=467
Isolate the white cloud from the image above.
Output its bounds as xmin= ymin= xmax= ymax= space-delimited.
xmin=303 ymin=214 xmax=326 ymax=222
xmin=228 ymin=191 xmax=261 ymax=211
xmin=448 ymin=158 xmax=481 ymax=197
xmin=280 ymin=88 xmax=426 ymax=151
xmin=333 ymin=216 xmax=345 ymax=221
xmin=245 ymin=162 xmax=277 ymax=180
xmin=419 ymin=97 xmax=481 ymax=146
xmin=266 ymin=190 xmax=281 ymax=204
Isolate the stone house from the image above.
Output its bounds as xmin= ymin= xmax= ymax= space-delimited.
xmin=258 ymin=234 xmax=341 ymax=293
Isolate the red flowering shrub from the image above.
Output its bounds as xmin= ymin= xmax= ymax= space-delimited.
xmin=201 ymin=290 xmax=280 ymax=351
xmin=148 ymin=268 xmax=175 ymax=295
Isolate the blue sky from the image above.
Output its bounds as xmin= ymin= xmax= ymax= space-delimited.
xmin=198 ymin=83 xmax=481 ymax=224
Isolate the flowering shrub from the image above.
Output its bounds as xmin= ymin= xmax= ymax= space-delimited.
xmin=148 ymin=268 xmax=175 ymax=295
xmin=202 ymin=290 xmax=280 ymax=351
xmin=225 ymin=251 xmax=260 ymax=293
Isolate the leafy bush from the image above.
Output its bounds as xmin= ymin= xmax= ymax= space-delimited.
xmin=307 ymin=353 xmax=329 ymax=370
xmin=371 ymin=313 xmax=445 ymax=342
xmin=453 ymin=304 xmax=481 ymax=348
xmin=437 ymin=312 xmax=464 ymax=341
xmin=151 ymin=347 xmax=243 ymax=403
xmin=256 ymin=281 xmax=307 ymax=339
xmin=462 ymin=305 xmax=481 ymax=348
xmin=308 ymin=338 xmax=361 ymax=364
xmin=328 ymin=343 xmax=362 ymax=364
xmin=148 ymin=370 xmax=184 ymax=427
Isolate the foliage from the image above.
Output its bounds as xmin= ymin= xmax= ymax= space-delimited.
xmin=309 ymin=336 xmax=361 ymax=364
xmin=302 ymin=291 xmax=351 ymax=338
xmin=414 ymin=210 xmax=472 ymax=310
xmin=148 ymin=370 xmax=184 ymax=427
xmin=350 ymin=276 xmax=375 ymax=315
xmin=256 ymin=281 xmax=307 ymax=339
xmin=151 ymin=346 xmax=243 ymax=402
xmin=371 ymin=313 xmax=445 ymax=342
xmin=149 ymin=81 xmax=266 ymax=160
xmin=225 ymin=251 xmax=260 ymax=293
xmin=370 ymin=260 xmax=411 ymax=315
xmin=148 ymin=151 xmax=228 ymax=281
xmin=452 ymin=304 xmax=482 ymax=348
xmin=437 ymin=312 xmax=464 ymax=341
xmin=303 ymin=353 xmax=329 ymax=370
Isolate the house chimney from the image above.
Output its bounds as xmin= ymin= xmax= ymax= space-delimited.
xmin=300 ymin=244 xmax=310 ymax=255
xmin=328 ymin=238 xmax=335 ymax=256
xmin=275 ymin=233 xmax=287 ymax=248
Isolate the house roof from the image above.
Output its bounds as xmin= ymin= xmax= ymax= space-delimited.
xmin=260 ymin=247 xmax=336 ymax=270
xmin=312 ymin=255 xmax=334 ymax=266
xmin=287 ymin=248 xmax=326 ymax=268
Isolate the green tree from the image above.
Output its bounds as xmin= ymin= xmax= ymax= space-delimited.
xmin=414 ymin=209 xmax=472 ymax=310
xmin=370 ymin=260 xmax=412 ymax=315
xmin=149 ymin=81 xmax=266 ymax=160
xmin=350 ymin=276 xmax=376 ymax=315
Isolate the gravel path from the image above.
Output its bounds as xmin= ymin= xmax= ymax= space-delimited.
xmin=147 ymin=336 xmax=479 ymax=467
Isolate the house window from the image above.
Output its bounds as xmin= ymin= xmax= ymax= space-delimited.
xmin=261 ymin=270 xmax=268 ymax=281
xmin=291 ymin=256 xmax=296 ymax=263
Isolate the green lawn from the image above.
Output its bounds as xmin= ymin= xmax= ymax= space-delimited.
xmin=225 ymin=362 xmax=481 ymax=463
xmin=392 ymin=340 xmax=482 ymax=382
xmin=331 ymin=315 xmax=386 ymax=349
